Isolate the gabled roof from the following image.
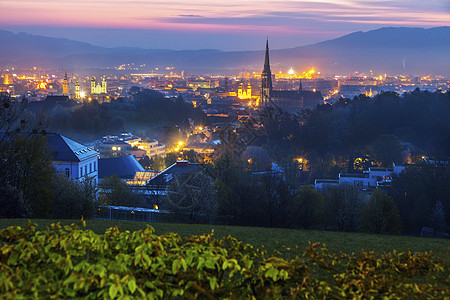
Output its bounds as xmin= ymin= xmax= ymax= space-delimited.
xmin=98 ymin=155 xmax=144 ymax=179
xmin=46 ymin=133 xmax=98 ymax=162
xmin=147 ymin=160 xmax=200 ymax=187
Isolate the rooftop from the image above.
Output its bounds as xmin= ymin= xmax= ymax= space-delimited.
xmin=98 ymin=155 xmax=144 ymax=179
xmin=46 ymin=133 xmax=98 ymax=162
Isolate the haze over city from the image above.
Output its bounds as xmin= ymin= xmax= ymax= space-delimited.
xmin=2 ymin=0 xmax=449 ymax=50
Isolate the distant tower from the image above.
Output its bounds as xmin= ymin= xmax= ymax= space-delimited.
xmin=101 ymin=77 xmax=107 ymax=94
xmin=238 ymin=82 xmax=244 ymax=99
xmin=3 ymin=74 xmax=12 ymax=85
xmin=62 ymin=72 xmax=69 ymax=94
xmin=260 ymin=38 xmax=272 ymax=107
xmin=91 ymin=77 xmax=96 ymax=94
xmin=75 ymin=79 xmax=80 ymax=99
xmin=247 ymin=82 xmax=252 ymax=98
xmin=299 ymin=79 xmax=302 ymax=91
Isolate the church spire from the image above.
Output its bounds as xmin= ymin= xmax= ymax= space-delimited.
xmin=263 ymin=37 xmax=271 ymax=74
xmin=261 ymin=38 xmax=272 ymax=107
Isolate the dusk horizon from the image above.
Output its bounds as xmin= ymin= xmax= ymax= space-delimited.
xmin=2 ymin=0 xmax=449 ymax=50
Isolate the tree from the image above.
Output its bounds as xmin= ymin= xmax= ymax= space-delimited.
xmin=138 ymin=156 xmax=151 ymax=170
xmin=324 ymin=184 xmax=364 ymax=232
xmin=152 ymin=155 xmax=166 ymax=171
xmin=429 ymin=201 xmax=447 ymax=236
xmin=371 ymin=134 xmax=403 ymax=167
xmin=163 ymin=171 xmax=218 ymax=224
xmin=3 ymin=134 xmax=55 ymax=218
xmin=183 ymin=149 xmax=198 ymax=163
xmin=165 ymin=153 xmax=178 ymax=167
xmin=360 ymin=189 xmax=402 ymax=235
xmin=0 ymin=184 xmax=29 ymax=218
xmin=1 ymin=95 xmax=55 ymax=218
xmin=294 ymin=186 xmax=323 ymax=229
xmin=51 ymin=175 xmax=97 ymax=219
xmin=242 ymin=146 xmax=271 ymax=171
xmin=391 ymin=162 xmax=450 ymax=234
xmin=99 ymin=175 xmax=139 ymax=207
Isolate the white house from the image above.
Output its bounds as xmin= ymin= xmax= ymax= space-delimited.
xmin=46 ymin=133 xmax=99 ymax=185
xmin=315 ymin=163 xmax=410 ymax=190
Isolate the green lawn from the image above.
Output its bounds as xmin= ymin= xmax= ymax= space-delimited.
xmin=1 ymin=219 xmax=449 ymax=257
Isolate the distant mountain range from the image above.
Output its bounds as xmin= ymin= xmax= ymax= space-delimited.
xmin=1 ymin=27 xmax=449 ymax=75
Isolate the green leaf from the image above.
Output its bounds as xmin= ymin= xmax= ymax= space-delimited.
xmin=109 ymin=285 xmax=118 ymax=299
xmin=128 ymin=279 xmax=137 ymax=294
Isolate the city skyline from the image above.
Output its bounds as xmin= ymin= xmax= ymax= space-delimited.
xmin=1 ymin=0 xmax=449 ymax=50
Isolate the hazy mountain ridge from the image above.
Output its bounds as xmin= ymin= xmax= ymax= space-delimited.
xmin=0 ymin=27 xmax=449 ymax=75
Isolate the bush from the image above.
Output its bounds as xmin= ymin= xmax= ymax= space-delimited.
xmin=0 ymin=221 xmax=448 ymax=299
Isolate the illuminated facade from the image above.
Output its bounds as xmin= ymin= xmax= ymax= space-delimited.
xmin=91 ymin=77 xmax=107 ymax=94
xmin=62 ymin=72 xmax=69 ymax=94
xmin=3 ymin=74 xmax=12 ymax=85
xmin=75 ymin=79 xmax=81 ymax=99
xmin=237 ymin=82 xmax=252 ymax=100
xmin=260 ymin=39 xmax=323 ymax=112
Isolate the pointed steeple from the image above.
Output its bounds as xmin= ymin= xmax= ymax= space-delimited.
xmin=263 ymin=37 xmax=271 ymax=74
xmin=299 ymin=79 xmax=303 ymax=91
xmin=261 ymin=38 xmax=272 ymax=107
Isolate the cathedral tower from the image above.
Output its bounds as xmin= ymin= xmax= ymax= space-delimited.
xmin=260 ymin=39 xmax=272 ymax=107
xmin=91 ymin=77 xmax=96 ymax=94
xmin=62 ymin=72 xmax=69 ymax=94
xmin=101 ymin=77 xmax=107 ymax=94
xmin=75 ymin=79 xmax=80 ymax=99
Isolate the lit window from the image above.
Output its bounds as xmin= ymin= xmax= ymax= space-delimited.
xmin=118 ymin=147 xmax=121 ymax=151
xmin=112 ymin=146 xmax=117 ymax=151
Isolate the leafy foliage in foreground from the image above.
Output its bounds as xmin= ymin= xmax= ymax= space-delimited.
xmin=0 ymin=221 xmax=448 ymax=299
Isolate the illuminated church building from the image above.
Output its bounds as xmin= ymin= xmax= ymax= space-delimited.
xmin=75 ymin=79 xmax=81 ymax=99
xmin=238 ymin=82 xmax=252 ymax=100
xmin=260 ymin=40 xmax=323 ymax=112
xmin=91 ymin=77 xmax=107 ymax=95
xmin=62 ymin=72 xmax=69 ymax=95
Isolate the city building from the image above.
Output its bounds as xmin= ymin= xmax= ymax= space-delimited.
xmin=91 ymin=77 xmax=107 ymax=94
xmin=96 ymin=133 xmax=165 ymax=159
xmin=315 ymin=163 xmax=408 ymax=191
xmin=75 ymin=79 xmax=81 ymax=99
xmin=46 ymin=133 xmax=99 ymax=185
xmin=237 ymin=82 xmax=252 ymax=100
xmin=62 ymin=72 xmax=68 ymax=95
xmin=98 ymin=155 xmax=145 ymax=182
xmin=260 ymin=39 xmax=323 ymax=112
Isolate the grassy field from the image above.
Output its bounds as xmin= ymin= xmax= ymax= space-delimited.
xmin=1 ymin=219 xmax=449 ymax=257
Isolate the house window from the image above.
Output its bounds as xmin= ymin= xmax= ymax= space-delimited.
xmin=94 ymin=162 xmax=96 ymax=171
xmin=85 ymin=165 xmax=87 ymax=175
xmin=90 ymin=163 xmax=92 ymax=173
xmin=65 ymin=168 xmax=70 ymax=177
xmin=80 ymin=167 xmax=83 ymax=177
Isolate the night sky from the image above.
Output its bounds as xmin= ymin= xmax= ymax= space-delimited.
xmin=2 ymin=0 xmax=449 ymax=50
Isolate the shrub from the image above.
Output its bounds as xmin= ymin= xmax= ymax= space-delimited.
xmin=0 ymin=221 xmax=448 ymax=299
